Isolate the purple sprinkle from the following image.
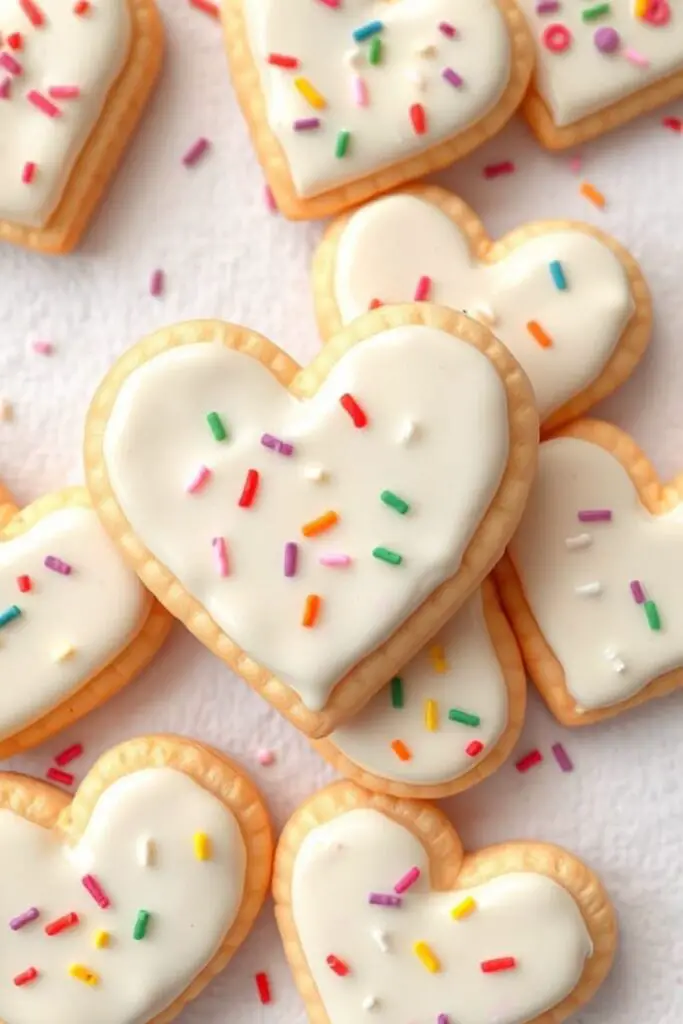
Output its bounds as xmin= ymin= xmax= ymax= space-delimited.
xmin=535 ymin=0 xmax=559 ymax=12
xmin=284 ymin=542 xmax=298 ymax=578
xmin=438 ymin=1016 xmax=451 ymax=1024
xmin=441 ymin=67 xmax=463 ymax=88
xmin=278 ymin=441 xmax=294 ymax=456
xmin=44 ymin=556 xmax=72 ymax=576
xmin=10 ymin=907 xmax=40 ymax=931
xmin=630 ymin=580 xmax=646 ymax=604
xmin=293 ymin=117 xmax=321 ymax=131
xmin=551 ymin=743 xmax=574 ymax=773
xmin=438 ymin=21 xmax=456 ymax=38
xmin=577 ymin=509 xmax=612 ymax=522
xmin=595 ymin=26 xmax=620 ymax=54
xmin=261 ymin=433 xmax=278 ymax=450
xmin=182 ymin=137 xmax=210 ymax=167
xmin=261 ymin=433 xmax=294 ymax=456
xmin=368 ymin=893 xmax=402 ymax=907
xmin=149 ymin=269 xmax=164 ymax=297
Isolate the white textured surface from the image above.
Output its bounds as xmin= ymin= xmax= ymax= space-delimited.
xmin=0 ymin=2 xmax=682 ymax=1022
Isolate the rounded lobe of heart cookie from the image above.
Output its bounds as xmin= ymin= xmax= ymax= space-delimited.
xmin=323 ymin=585 xmax=524 ymax=794
xmin=517 ymin=0 xmax=683 ymax=127
xmin=325 ymin=191 xmax=639 ymax=424
xmin=241 ymin=0 xmax=513 ymax=198
xmin=0 ymin=766 xmax=249 ymax=1023
xmin=0 ymin=0 xmax=132 ymax=227
xmin=508 ymin=428 xmax=683 ymax=714
xmin=98 ymin=320 xmax=517 ymax=717
xmin=288 ymin=807 xmax=596 ymax=1024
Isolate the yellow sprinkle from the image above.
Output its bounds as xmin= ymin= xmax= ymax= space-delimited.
xmin=93 ymin=930 xmax=110 ymax=949
xmin=424 ymin=698 xmax=438 ymax=732
xmin=429 ymin=645 xmax=448 ymax=673
xmin=69 ymin=964 xmax=99 ymax=986
xmin=294 ymin=76 xmax=327 ymax=110
xmin=634 ymin=0 xmax=648 ymax=14
xmin=194 ymin=831 xmax=212 ymax=861
xmin=413 ymin=940 xmax=440 ymax=973
xmin=451 ymin=896 xmax=477 ymax=920
xmin=53 ymin=643 xmax=76 ymax=663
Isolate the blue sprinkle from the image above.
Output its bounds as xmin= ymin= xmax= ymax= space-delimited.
xmin=0 ymin=605 xmax=21 ymax=630
xmin=353 ymin=20 xmax=383 ymax=42
xmin=549 ymin=260 xmax=568 ymax=291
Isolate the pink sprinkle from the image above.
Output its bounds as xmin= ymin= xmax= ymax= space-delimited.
xmin=438 ymin=21 xmax=457 ymax=38
xmin=578 ymin=509 xmax=612 ymax=522
xmin=569 ymin=154 xmax=582 ymax=174
xmin=55 ymin=743 xmax=83 ymax=766
xmin=414 ymin=275 xmax=431 ymax=301
xmin=551 ymin=743 xmax=574 ymax=773
xmin=624 ymin=48 xmax=649 ymax=68
xmin=319 ymin=553 xmax=351 ymax=567
xmin=484 ymin=161 xmax=515 ymax=179
xmin=48 ymin=85 xmax=80 ymax=99
xmin=394 ymin=866 xmax=420 ymax=894
xmin=212 ymin=537 xmax=229 ymax=577
xmin=630 ymin=580 xmax=646 ymax=604
xmin=82 ymin=874 xmax=111 ymax=909
xmin=22 ymin=161 xmax=36 ymax=184
xmin=186 ymin=465 xmax=212 ymax=494
xmin=32 ymin=341 xmax=53 ymax=355
xmin=264 ymin=184 xmax=278 ymax=213
xmin=27 ymin=89 xmax=60 ymax=117
xmin=257 ymin=748 xmax=275 ymax=766
xmin=317 ymin=0 xmax=341 ymax=7
xmin=149 ymin=268 xmax=164 ymax=297
xmin=182 ymin=137 xmax=210 ymax=167
xmin=46 ymin=767 xmax=74 ymax=786
xmin=0 ymin=76 xmax=11 ymax=99
xmin=352 ymin=74 xmax=368 ymax=107
xmin=0 ymin=52 xmax=22 ymax=75
xmin=535 ymin=0 xmax=559 ymax=11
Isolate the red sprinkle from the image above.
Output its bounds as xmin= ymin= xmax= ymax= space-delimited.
xmin=22 ymin=161 xmax=36 ymax=184
xmin=466 ymin=740 xmax=484 ymax=758
xmin=410 ymin=103 xmax=427 ymax=135
xmin=414 ymin=275 xmax=431 ymax=301
xmin=238 ymin=469 xmax=260 ymax=508
xmin=255 ymin=972 xmax=271 ymax=1004
xmin=13 ymin=968 xmax=38 ymax=987
xmin=7 ymin=32 xmax=23 ymax=49
xmin=481 ymin=957 xmax=517 ymax=973
xmin=55 ymin=743 xmax=83 ymax=766
xmin=662 ymin=116 xmax=682 ymax=132
xmin=46 ymin=767 xmax=74 ymax=786
xmin=268 ymin=53 xmax=300 ymax=68
xmin=326 ymin=955 xmax=350 ymax=976
xmin=516 ymin=750 xmax=543 ymax=773
xmin=189 ymin=0 xmax=220 ymax=17
xmin=368 ymin=298 xmax=383 ymax=310
xmin=73 ymin=0 xmax=90 ymax=13
xmin=484 ymin=161 xmax=515 ymax=179
xmin=17 ymin=575 xmax=32 ymax=593
xmin=20 ymin=0 xmax=45 ymax=27
xmin=339 ymin=393 xmax=368 ymax=428
xmin=45 ymin=912 xmax=79 ymax=936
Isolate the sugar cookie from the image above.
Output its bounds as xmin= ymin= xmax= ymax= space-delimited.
xmin=273 ymin=781 xmax=616 ymax=1024
xmin=85 ymin=307 xmax=538 ymax=738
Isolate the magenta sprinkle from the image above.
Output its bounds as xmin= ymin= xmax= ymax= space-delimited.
xmin=27 ymin=90 xmax=60 ymax=117
xmin=394 ymin=866 xmax=420 ymax=894
xmin=0 ymin=52 xmax=22 ymax=75
xmin=551 ymin=743 xmax=574 ymax=773
xmin=48 ymin=85 xmax=80 ymax=99
xmin=368 ymin=893 xmax=402 ymax=907
xmin=10 ymin=908 xmax=39 ymax=931
xmin=264 ymin=184 xmax=277 ymax=213
xmin=182 ymin=137 xmax=210 ymax=167
xmin=438 ymin=21 xmax=456 ymax=38
xmin=284 ymin=542 xmax=298 ymax=578
xmin=577 ymin=509 xmax=612 ymax=522
xmin=149 ymin=269 xmax=164 ymax=297
xmin=32 ymin=341 xmax=53 ymax=355
xmin=261 ymin=433 xmax=294 ymax=456
xmin=293 ymin=117 xmax=321 ymax=131
xmin=0 ymin=76 xmax=12 ymax=98
xmin=82 ymin=874 xmax=111 ymax=909
xmin=535 ymin=0 xmax=559 ymax=11
xmin=442 ymin=67 xmax=463 ymax=88
xmin=630 ymin=580 xmax=646 ymax=604
xmin=438 ymin=1016 xmax=451 ymax=1024
xmin=44 ymin=556 xmax=72 ymax=576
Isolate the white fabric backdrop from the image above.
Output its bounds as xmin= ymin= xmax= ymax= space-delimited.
xmin=1 ymin=3 xmax=682 ymax=1021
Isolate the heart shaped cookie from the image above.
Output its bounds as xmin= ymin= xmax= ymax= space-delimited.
xmin=0 ymin=0 xmax=163 ymax=253
xmin=313 ymin=186 xmax=652 ymax=433
xmin=0 ymin=484 xmax=170 ymax=758
xmin=517 ymin=0 xmax=683 ymax=148
xmin=497 ymin=420 xmax=683 ymax=726
xmin=274 ymin=782 xmax=616 ymax=1024
xmin=0 ymin=734 xmax=273 ymax=1023
xmin=85 ymin=307 xmax=538 ymax=738
xmin=222 ymin=0 xmax=534 ymax=219
xmin=315 ymin=578 xmax=527 ymax=799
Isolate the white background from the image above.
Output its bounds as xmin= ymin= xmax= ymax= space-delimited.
xmin=1 ymin=2 xmax=683 ymax=1022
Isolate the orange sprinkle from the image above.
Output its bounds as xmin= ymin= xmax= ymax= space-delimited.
xmin=302 ymin=511 xmax=339 ymax=538
xmin=527 ymin=320 xmax=553 ymax=349
xmin=391 ymin=739 xmax=412 ymax=762
xmin=580 ymin=182 xmax=606 ymax=209
xmin=302 ymin=594 xmax=322 ymax=628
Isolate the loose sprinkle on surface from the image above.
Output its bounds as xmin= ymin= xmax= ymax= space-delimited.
xmin=32 ymin=341 xmax=53 ymax=355
xmin=268 ymin=52 xmax=300 ymax=68
xmin=552 ymin=742 xmax=574 ymax=772
xmin=353 ymin=20 xmax=383 ymax=42
xmin=373 ymin=929 xmax=389 ymax=952
xmin=410 ymin=103 xmax=427 ymax=135
xmin=189 ymin=0 xmax=220 ymax=16
xmin=186 ymin=465 xmax=212 ymax=494
xmin=284 ymin=541 xmax=298 ymax=577
xmin=257 ymin=748 xmax=275 ymax=766
xmin=414 ymin=275 xmax=431 ymax=301
xmin=319 ymin=553 xmax=351 ymax=567
xmin=44 ymin=555 xmax=72 ymax=575
xmin=149 ymin=268 xmax=164 ymax=297
xmin=137 ymin=836 xmax=155 ymax=867
xmin=206 ymin=411 xmax=227 ymax=441
xmin=46 ymin=767 xmax=74 ymax=786
xmin=516 ymin=749 xmax=543 ymax=773
xmin=580 ymin=182 xmax=606 ymax=209
xmin=27 ymin=89 xmax=60 ymax=117
xmin=565 ymin=533 xmax=592 ymax=550
xmin=630 ymin=580 xmax=646 ymax=604
xmin=255 ymin=972 xmax=272 ymax=1004
xmin=182 ymin=137 xmax=210 ymax=167
xmin=368 ymin=893 xmax=402 ymax=907
xmin=335 ymin=129 xmax=351 ymax=158
xmin=483 ymin=161 xmax=515 ymax=179
xmin=391 ymin=739 xmax=411 ymax=761
xmin=644 ymin=600 xmax=661 ymax=631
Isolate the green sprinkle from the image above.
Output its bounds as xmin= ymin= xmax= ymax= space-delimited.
xmin=369 ymin=36 xmax=382 ymax=65
xmin=206 ymin=412 xmax=227 ymax=441
xmin=335 ymin=129 xmax=350 ymax=159
xmin=448 ymin=708 xmax=481 ymax=728
xmin=582 ymin=2 xmax=611 ymax=19
xmin=644 ymin=600 xmax=661 ymax=631
xmin=133 ymin=910 xmax=150 ymax=941
xmin=390 ymin=676 xmax=404 ymax=709
xmin=549 ymin=260 xmax=567 ymax=291
xmin=381 ymin=490 xmax=410 ymax=515
xmin=373 ymin=547 xmax=402 ymax=566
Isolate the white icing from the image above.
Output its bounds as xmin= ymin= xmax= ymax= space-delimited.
xmin=245 ymin=0 xmax=511 ymax=197
xmin=518 ymin=0 xmax=683 ymax=127
xmin=102 ymin=327 xmax=510 ymax=711
xmin=292 ymin=809 xmax=593 ymax=1024
xmin=330 ymin=590 xmax=508 ymax=785
xmin=0 ymin=0 xmax=131 ymax=226
xmin=0 ymin=768 xmax=246 ymax=1024
xmin=509 ymin=435 xmax=683 ymax=710
xmin=0 ymin=506 xmax=150 ymax=739
xmin=333 ymin=193 xmax=634 ymax=422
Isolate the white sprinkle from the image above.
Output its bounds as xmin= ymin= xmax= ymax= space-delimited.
xmin=398 ymin=419 xmax=418 ymax=444
xmin=52 ymin=642 xmax=76 ymax=663
xmin=406 ymin=68 xmax=427 ymax=90
xmin=469 ymin=304 xmax=497 ymax=327
xmin=344 ymin=47 xmax=362 ymax=67
xmin=575 ymin=582 xmax=602 ymax=596
xmin=604 ymin=647 xmax=626 ymax=673
xmin=304 ymin=466 xmax=327 ymax=482
xmin=372 ymin=929 xmax=389 ymax=953
xmin=362 ymin=996 xmax=379 ymax=1011
xmin=565 ymin=533 xmax=593 ymax=550
xmin=415 ymin=42 xmax=437 ymax=58
xmin=257 ymin=748 xmax=275 ymax=766
xmin=137 ymin=836 xmax=155 ymax=867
